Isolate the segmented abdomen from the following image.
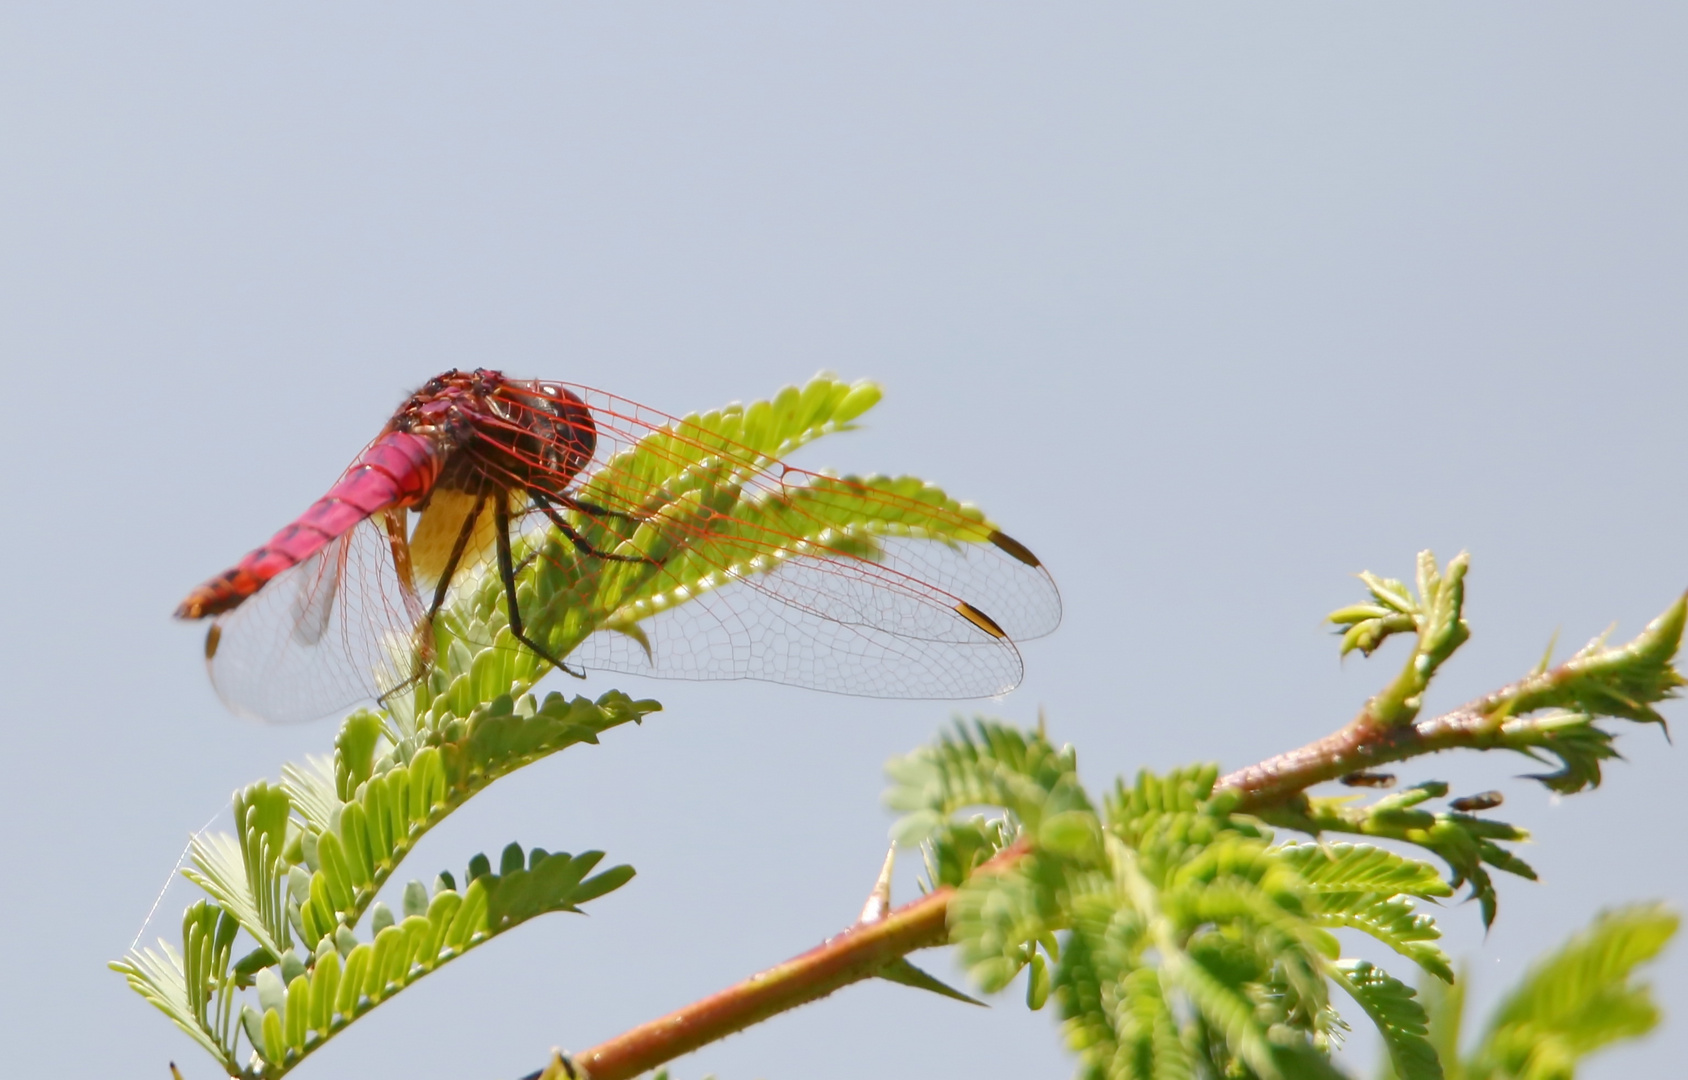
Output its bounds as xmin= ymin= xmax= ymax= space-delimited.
xmin=175 ymin=431 xmax=442 ymax=619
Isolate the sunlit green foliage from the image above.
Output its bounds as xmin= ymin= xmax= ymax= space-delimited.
xmin=1327 ymin=551 xmax=1470 ymax=727
xmin=1280 ymin=782 xmax=1532 ymax=932
xmin=112 ymin=690 xmax=649 ymax=1077
xmin=889 ymin=722 xmax=1451 ymax=1080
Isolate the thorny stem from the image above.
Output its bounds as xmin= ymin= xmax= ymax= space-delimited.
xmin=568 ymin=841 xmax=1029 ymax=1080
xmin=554 ymin=686 xmax=1556 ymax=1079
xmin=1216 ymin=699 xmax=1506 ymax=814
xmin=553 ymin=601 xmax=1684 ymax=1079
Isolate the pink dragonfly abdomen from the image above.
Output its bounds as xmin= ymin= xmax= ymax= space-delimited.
xmin=176 ymin=430 xmax=443 ymax=619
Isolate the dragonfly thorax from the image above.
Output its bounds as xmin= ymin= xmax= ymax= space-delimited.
xmin=392 ymin=370 xmax=597 ymax=502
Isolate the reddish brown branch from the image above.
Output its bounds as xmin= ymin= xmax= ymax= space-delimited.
xmin=562 ymin=695 xmax=1523 ymax=1079
xmin=1216 ymin=705 xmax=1510 ymax=812
xmin=573 ymin=842 xmax=1028 ymax=1080
xmin=1216 ymin=674 xmax=1578 ymax=812
xmin=575 ymin=892 xmax=949 ymax=1080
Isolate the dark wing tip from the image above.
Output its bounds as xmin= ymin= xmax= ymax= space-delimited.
xmin=988 ymin=529 xmax=1042 ymax=568
xmin=955 ymin=601 xmax=1009 ymax=640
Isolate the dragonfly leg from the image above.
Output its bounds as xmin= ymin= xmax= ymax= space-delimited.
xmin=389 ymin=490 xmax=506 ymax=698
xmin=426 ymin=491 xmax=488 ymax=621
xmin=531 ymin=491 xmax=656 ymax=564
xmin=496 ymin=492 xmax=587 ymax=680
xmin=569 ymin=498 xmax=641 ymax=524
xmin=382 ymin=508 xmax=433 ymax=696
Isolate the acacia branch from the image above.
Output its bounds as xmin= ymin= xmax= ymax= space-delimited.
xmin=567 ymin=841 xmax=1028 ymax=1080
xmin=555 ymin=691 xmax=1532 ymax=1079
xmin=555 ymin=592 xmax=1683 ymax=1080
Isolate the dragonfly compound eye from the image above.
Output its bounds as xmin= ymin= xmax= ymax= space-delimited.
xmin=482 ymin=385 xmax=598 ymax=491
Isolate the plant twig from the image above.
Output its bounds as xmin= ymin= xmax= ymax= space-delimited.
xmin=569 ymin=841 xmax=1028 ymax=1080
xmin=1215 ymin=701 xmax=1502 ymax=814
xmin=558 ymin=684 xmax=1552 ymax=1077
xmin=557 ymin=686 xmax=1647 ymax=1077
xmin=1219 ymin=592 xmax=1685 ymax=812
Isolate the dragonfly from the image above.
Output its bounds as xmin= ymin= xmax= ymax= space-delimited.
xmin=176 ymin=369 xmax=1061 ymax=723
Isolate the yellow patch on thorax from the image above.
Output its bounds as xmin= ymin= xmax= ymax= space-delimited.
xmin=409 ymin=489 xmax=526 ymax=596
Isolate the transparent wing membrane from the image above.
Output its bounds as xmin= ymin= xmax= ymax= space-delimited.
xmin=567 ymin=540 xmax=1032 ymax=698
xmin=205 ymin=521 xmax=426 ymax=723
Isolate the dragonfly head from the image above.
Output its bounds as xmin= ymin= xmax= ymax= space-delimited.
xmin=477 ymin=381 xmax=598 ymax=493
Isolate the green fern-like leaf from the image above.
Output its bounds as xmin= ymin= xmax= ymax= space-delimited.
xmin=277 ymin=690 xmax=654 ymax=951
xmin=1332 ymin=960 xmax=1441 ymax=1080
xmin=1282 ymin=787 xmax=1533 ymax=929
xmin=1279 ymin=843 xmax=1452 ymax=901
xmin=884 ymin=719 xmax=1090 ymax=846
xmin=1280 ymin=844 xmax=1453 ymax=982
xmin=121 ymin=688 xmax=654 ymax=1077
xmin=1467 ymin=904 xmax=1677 ymax=1080
xmin=1478 ymin=595 xmax=1684 ymax=795
xmin=183 ymin=784 xmax=295 ymax=959
xmin=1501 ymin=598 xmax=1686 ymax=728
xmin=1160 ymin=936 xmax=1279 ymax=1079
xmin=298 ymin=745 xmax=448 ymax=944
xmin=578 ymin=377 xmax=882 ymax=522
xmin=1111 ymin=967 xmax=1194 ymax=1080
xmin=234 ymin=842 xmax=634 ymax=1073
xmin=1316 ymin=894 xmax=1451 ymax=986
xmin=1490 ymin=711 xmax=1619 ymax=795
xmin=109 ymin=901 xmax=243 ymax=1070
xmin=921 ymin=814 xmax=1017 ymax=890
xmin=1330 ymin=553 xmax=1470 ymax=729
xmin=903 ymin=721 xmax=1471 ymax=1080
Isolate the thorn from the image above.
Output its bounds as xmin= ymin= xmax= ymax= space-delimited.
xmin=858 ymin=846 xmax=896 ymax=924
xmin=876 ymin=957 xmax=988 ymax=1005
xmin=531 ymin=1049 xmax=586 ymax=1080
xmin=169 ymin=1065 xmax=184 ymax=1080
xmin=1036 ymin=706 xmax=1048 ymax=741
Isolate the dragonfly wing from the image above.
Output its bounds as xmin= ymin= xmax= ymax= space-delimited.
xmin=565 ymin=536 xmax=1042 ymax=698
xmin=450 ymin=381 xmax=1062 ymax=699
xmin=421 ymin=376 xmax=1062 ymax=700
xmin=205 ymin=517 xmax=426 ymax=723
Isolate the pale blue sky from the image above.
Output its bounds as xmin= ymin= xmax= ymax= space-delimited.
xmin=2 ymin=5 xmax=1684 ymax=1078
